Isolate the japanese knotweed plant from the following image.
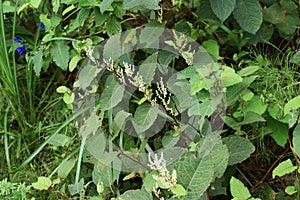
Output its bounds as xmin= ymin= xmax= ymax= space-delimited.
xmin=58 ymin=26 xmax=257 ymax=199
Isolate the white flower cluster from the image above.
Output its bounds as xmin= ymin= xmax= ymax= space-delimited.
xmin=155 ymin=78 xmax=174 ymax=114
xmin=148 ymin=153 xmax=177 ymax=188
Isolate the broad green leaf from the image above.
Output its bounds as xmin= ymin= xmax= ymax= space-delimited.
xmin=33 ymin=49 xmax=43 ymax=76
xmin=221 ymin=66 xmax=243 ymax=87
xmin=226 ymin=76 xmax=257 ymax=106
xmin=48 ymin=133 xmax=72 ymax=147
xmin=78 ymin=62 xmax=101 ymax=90
xmin=50 ymin=41 xmax=70 ymax=71
xmin=209 ymin=139 xmax=229 ymax=178
xmin=103 ymin=34 xmax=121 ymax=60
xmin=32 ymin=176 xmax=52 ymax=190
xmin=140 ymin=26 xmax=164 ymax=49
xmin=292 ymin=124 xmax=300 ymax=158
xmin=238 ymin=66 xmax=260 ymax=77
xmin=290 ymin=50 xmax=300 ymax=64
xmin=267 ymin=116 xmax=288 ymax=147
xmin=170 ymin=184 xmax=187 ymax=196
xmin=285 ymin=186 xmax=296 ymax=195
xmin=132 ymin=103 xmax=159 ymax=133
xmin=68 ymin=179 xmax=84 ymax=195
xmin=230 ymin=177 xmax=251 ymax=200
xmin=210 ymin=0 xmax=236 ymax=21
xmin=112 ymin=189 xmax=152 ymax=200
xmin=100 ymin=76 xmax=125 ymax=111
xmin=272 ymin=159 xmax=297 ymax=178
xmin=223 ymin=136 xmax=255 ymax=165
xmin=100 ymin=0 xmax=114 ymax=13
xmin=239 ymin=111 xmax=265 ymax=125
xmin=69 ymin=54 xmax=82 ymax=72
xmin=106 ymin=16 xmax=121 ymax=36
xmin=56 ymin=86 xmax=71 ymax=94
xmin=30 ymin=0 xmax=41 ymax=8
xmin=58 ymin=157 xmax=76 ymax=179
xmin=202 ymin=39 xmax=220 ymax=59
xmin=112 ymin=110 xmax=131 ymax=140
xmin=52 ymin=0 xmax=60 ymax=13
xmin=79 ymin=113 xmax=100 ymax=138
xmin=176 ymin=152 xmax=214 ymax=199
xmin=93 ymin=158 xmax=121 ymax=187
xmin=63 ymin=93 xmax=74 ymax=104
xmin=233 ymin=0 xmax=262 ymax=34
xmin=39 ymin=14 xmax=51 ymax=32
xmin=123 ymin=0 xmax=160 ymax=10
xmin=86 ymin=133 xmax=106 ymax=160
xmin=77 ymin=8 xmax=90 ymax=26
xmin=139 ymin=53 xmax=158 ymax=84
xmin=284 ymin=95 xmax=300 ymax=115
xmin=244 ymin=96 xmax=267 ymax=115
xmin=142 ymin=171 xmax=159 ymax=193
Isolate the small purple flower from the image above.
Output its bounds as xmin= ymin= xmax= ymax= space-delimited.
xmin=13 ymin=37 xmax=23 ymax=43
xmin=36 ymin=22 xmax=45 ymax=30
xmin=16 ymin=45 xmax=28 ymax=55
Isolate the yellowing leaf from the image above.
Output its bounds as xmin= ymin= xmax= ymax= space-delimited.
xmin=32 ymin=176 xmax=52 ymax=190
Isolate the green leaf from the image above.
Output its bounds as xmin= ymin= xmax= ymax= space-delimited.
xmin=78 ymin=62 xmax=101 ymax=89
xmin=79 ymin=113 xmax=101 ymax=138
xmin=68 ymin=179 xmax=84 ymax=195
xmin=30 ymin=0 xmax=42 ymax=8
xmin=202 ymin=39 xmax=220 ymax=59
xmin=226 ymin=76 xmax=257 ymax=106
xmin=290 ymin=50 xmax=300 ymax=64
xmin=123 ymin=0 xmax=161 ymax=10
xmin=106 ymin=16 xmax=121 ymax=36
xmin=210 ymin=0 xmax=236 ymax=21
xmin=139 ymin=53 xmax=158 ymax=84
xmin=292 ymin=124 xmax=300 ymax=158
xmin=100 ymin=76 xmax=125 ymax=111
xmin=52 ymin=0 xmax=60 ymax=13
xmin=176 ymin=152 xmax=214 ymax=199
xmin=238 ymin=66 xmax=260 ymax=77
xmin=100 ymin=0 xmax=114 ymax=13
xmin=230 ymin=177 xmax=251 ymax=200
xmin=221 ymin=66 xmax=243 ymax=87
xmin=56 ymin=86 xmax=71 ymax=94
xmin=50 ymin=41 xmax=70 ymax=71
xmin=244 ymin=96 xmax=267 ymax=115
xmin=233 ymin=0 xmax=262 ymax=34
xmin=77 ymin=8 xmax=91 ymax=26
xmin=63 ymin=93 xmax=74 ymax=104
xmin=69 ymin=54 xmax=82 ymax=72
xmin=223 ymin=136 xmax=255 ymax=165
xmin=239 ymin=111 xmax=265 ymax=125
xmin=284 ymin=95 xmax=300 ymax=115
xmin=170 ymin=184 xmax=187 ymax=196
xmin=267 ymin=116 xmax=288 ymax=147
xmin=86 ymin=133 xmax=106 ymax=160
xmin=93 ymin=158 xmax=121 ymax=187
xmin=33 ymin=49 xmax=43 ymax=76
xmin=32 ymin=176 xmax=52 ymax=190
xmin=58 ymin=157 xmax=76 ymax=179
xmin=111 ymin=110 xmax=131 ymax=140
xmin=209 ymin=139 xmax=229 ymax=178
xmin=272 ymin=159 xmax=297 ymax=178
xmin=132 ymin=103 xmax=159 ymax=133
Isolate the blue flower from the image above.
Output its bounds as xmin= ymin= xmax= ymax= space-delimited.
xmin=36 ymin=22 xmax=45 ymax=30
xmin=16 ymin=45 xmax=28 ymax=55
xmin=13 ymin=37 xmax=23 ymax=43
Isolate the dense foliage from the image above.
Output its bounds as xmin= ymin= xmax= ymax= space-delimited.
xmin=0 ymin=0 xmax=300 ymax=199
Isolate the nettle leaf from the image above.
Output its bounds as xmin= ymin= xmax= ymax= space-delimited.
xmin=33 ymin=48 xmax=43 ymax=76
xmin=123 ymin=0 xmax=161 ymax=10
xmin=176 ymin=152 xmax=214 ymax=199
xmin=112 ymin=189 xmax=152 ymax=200
xmin=100 ymin=76 xmax=125 ymax=111
xmin=209 ymin=139 xmax=229 ymax=178
xmin=106 ymin=16 xmax=121 ymax=36
xmin=284 ymin=95 xmax=300 ymax=115
xmin=32 ymin=176 xmax=52 ymax=190
xmin=100 ymin=0 xmax=114 ymax=13
xmin=202 ymin=39 xmax=220 ymax=59
xmin=272 ymin=159 xmax=297 ymax=178
xmin=50 ymin=41 xmax=70 ymax=71
xmin=233 ymin=0 xmax=262 ymax=34
xmin=230 ymin=177 xmax=251 ymax=200
xmin=223 ymin=136 xmax=255 ymax=165
xmin=132 ymin=103 xmax=159 ymax=133
xmin=293 ymin=124 xmax=300 ymax=158
xmin=210 ymin=0 xmax=236 ymax=21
